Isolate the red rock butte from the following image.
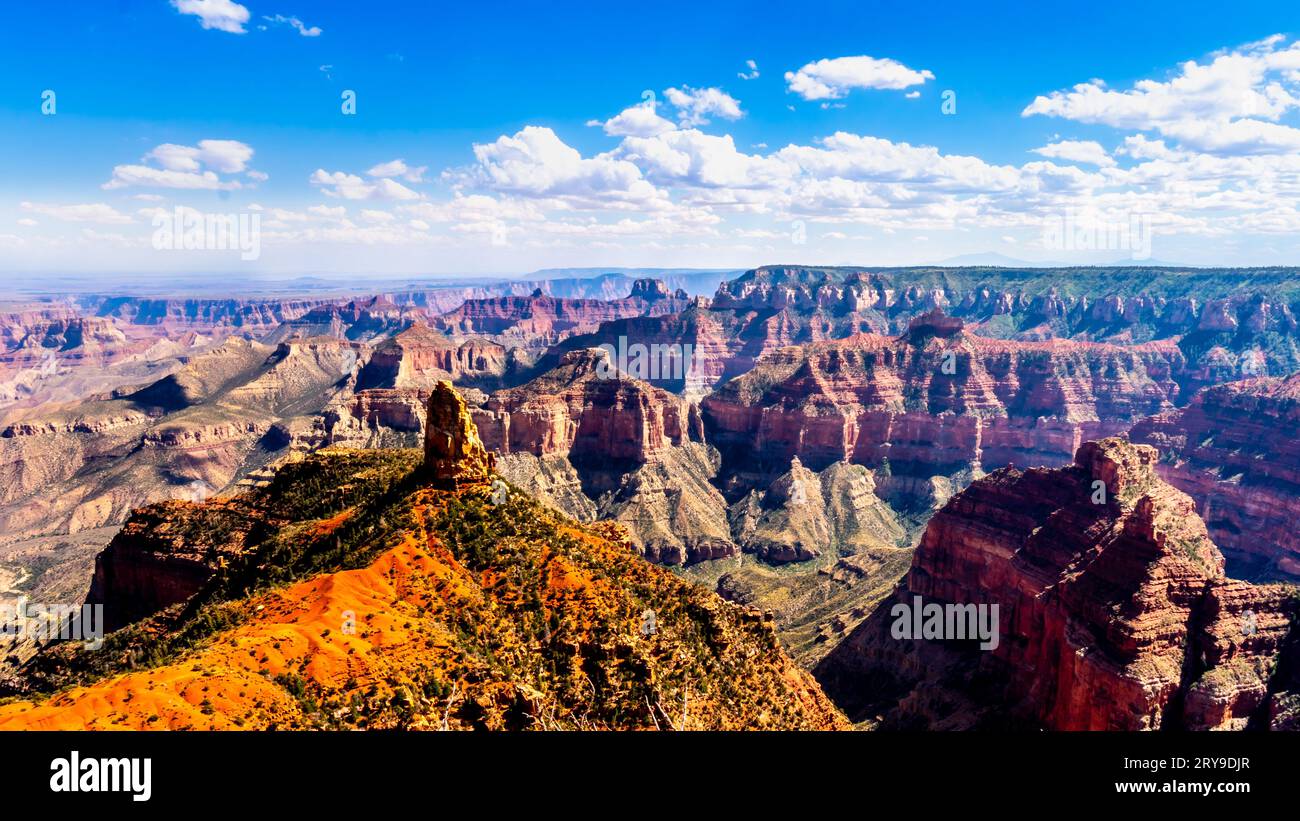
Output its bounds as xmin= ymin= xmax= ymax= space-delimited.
xmin=424 ymin=380 xmax=495 ymax=488
xmin=815 ymin=436 xmax=1300 ymax=731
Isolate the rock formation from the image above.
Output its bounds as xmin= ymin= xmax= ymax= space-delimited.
xmin=729 ymin=458 xmax=907 ymax=564
xmin=815 ymin=437 xmax=1300 ymax=730
xmin=1130 ymin=374 xmax=1300 ymax=580
xmin=86 ymin=497 xmax=266 ymax=631
xmin=474 ymin=349 xmax=733 ymax=564
xmin=3 ymin=446 xmax=845 ymax=731
xmin=424 ymin=381 xmax=494 ymax=488
xmin=355 ymin=323 xmax=514 ymax=390
xmin=703 ymin=322 xmax=1183 ymax=512
xmin=433 ymin=280 xmax=691 ymax=348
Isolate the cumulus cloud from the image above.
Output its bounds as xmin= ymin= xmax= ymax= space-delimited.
xmin=171 ymin=0 xmax=250 ymax=34
xmin=738 ymin=59 xmax=760 ymax=80
xmin=104 ymin=140 xmax=257 ymax=190
xmin=464 ymin=125 xmax=665 ymax=206
xmin=785 ymin=55 xmax=935 ymax=100
xmin=591 ymin=102 xmax=677 ymax=138
xmin=1031 ymin=139 xmax=1116 ymax=167
xmin=1023 ymin=35 xmax=1300 ymax=155
xmin=148 ymin=140 xmax=253 ymax=174
xmin=366 ymin=159 xmax=428 ymax=182
xmin=616 ymin=129 xmax=790 ymax=190
xmin=663 ymin=86 xmax=743 ymax=126
xmin=310 ymin=169 xmax=422 ymax=200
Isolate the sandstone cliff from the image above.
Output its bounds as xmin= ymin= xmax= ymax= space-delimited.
xmin=703 ymin=317 xmax=1183 ymax=514
xmin=434 ymin=280 xmax=690 ymax=348
xmin=815 ymin=438 xmax=1300 ymax=730
xmin=474 ymin=349 xmax=735 ymax=564
xmin=1130 ymin=374 xmax=1300 ymax=580
xmin=355 ymin=323 xmax=515 ymax=391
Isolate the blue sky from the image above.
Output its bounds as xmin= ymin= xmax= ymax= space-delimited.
xmin=1 ymin=0 xmax=1298 ymax=277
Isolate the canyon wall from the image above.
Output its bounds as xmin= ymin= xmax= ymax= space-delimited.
xmin=1131 ymin=373 xmax=1300 ymax=580
xmin=815 ymin=438 xmax=1300 ymax=730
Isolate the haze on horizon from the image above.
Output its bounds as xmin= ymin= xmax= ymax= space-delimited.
xmin=1 ymin=0 xmax=1298 ymax=277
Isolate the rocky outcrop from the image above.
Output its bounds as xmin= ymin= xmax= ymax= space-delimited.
xmin=1130 ymin=374 xmax=1300 ymax=580
xmin=313 ymin=388 xmax=429 ymax=449
xmin=0 ymin=307 xmax=220 ymax=413
xmin=85 ymin=498 xmax=265 ymax=631
xmin=434 ymin=281 xmax=690 ymax=348
xmin=5 ymin=447 xmax=845 ymax=731
xmin=355 ymin=323 xmax=514 ymax=390
xmin=474 ymin=348 xmax=704 ymax=462
xmin=86 ymin=295 xmax=335 ymax=332
xmin=815 ymin=438 xmax=1300 ymax=730
xmin=474 ymin=349 xmax=736 ymax=564
xmin=730 ymin=458 xmax=907 ymax=563
xmin=703 ymin=322 xmax=1183 ymax=511
xmin=532 ymin=305 xmax=744 ymax=396
xmin=0 ymin=333 xmax=361 ymax=554
xmin=424 ymin=381 xmax=494 ymax=488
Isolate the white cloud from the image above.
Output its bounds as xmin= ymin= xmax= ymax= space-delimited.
xmin=21 ymin=202 xmax=134 ymax=224
xmin=738 ymin=59 xmax=760 ymax=80
xmin=148 ymin=140 xmax=253 ymax=173
xmin=310 ymin=169 xmax=422 ymax=200
xmin=465 ymin=126 xmax=665 ymax=206
xmin=171 ymin=0 xmax=250 ymax=34
xmin=263 ymin=14 xmax=322 ymax=36
xmin=366 ymin=159 xmax=428 ymax=182
xmin=104 ymin=166 xmax=237 ymax=190
xmin=663 ymin=86 xmax=743 ymax=127
xmin=1031 ymin=139 xmax=1116 ymax=167
xmin=1118 ymin=134 xmax=1179 ymax=161
xmin=785 ymin=55 xmax=935 ymax=100
xmin=16 ymin=218 xmax=38 ymax=227
xmin=617 ymin=129 xmax=790 ymax=190
xmin=104 ymin=140 xmax=255 ymax=190
xmin=592 ymin=103 xmax=677 ymax=138
xmin=1023 ymin=36 xmax=1300 ymax=155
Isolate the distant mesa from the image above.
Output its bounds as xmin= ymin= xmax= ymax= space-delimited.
xmin=629 ymin=278 xmax=686 ymax=301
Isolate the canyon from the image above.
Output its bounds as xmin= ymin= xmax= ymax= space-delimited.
xmin=1 ymin=386 xmax=845 ymax=731
xmin=5 ymin=264 xmax=1300 ymax=731
xmin=815 ymin=438 xmax=1300 ymax=730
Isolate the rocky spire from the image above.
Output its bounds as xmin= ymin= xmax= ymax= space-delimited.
xmin=424 ymin=380 xmax=494 ymax=488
